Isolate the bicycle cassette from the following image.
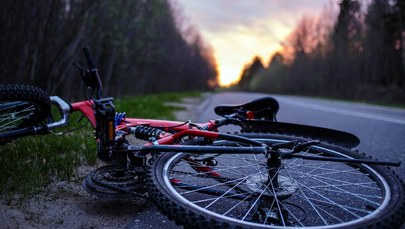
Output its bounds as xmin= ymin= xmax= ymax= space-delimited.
xmin=82 ymin=165 xmax=147 ymax=199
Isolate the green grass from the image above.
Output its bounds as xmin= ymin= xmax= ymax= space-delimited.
xmin=116 ymin=91 xmax=200 ymax=119
xmin=0 ymin=92 xmax=200 ymax=199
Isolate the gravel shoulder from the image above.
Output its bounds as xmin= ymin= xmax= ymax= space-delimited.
xmin=0 ymin=165 xmax=150 ymax=229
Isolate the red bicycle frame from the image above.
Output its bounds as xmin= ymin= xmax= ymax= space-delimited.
xmin=70 ymin=100 xmax=221 ymax=146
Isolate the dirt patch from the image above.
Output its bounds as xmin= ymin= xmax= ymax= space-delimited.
xmin=0 ymin=164 xmax=180 ymax=229
xmin=0 ymin=163 xmax=159 ymax=228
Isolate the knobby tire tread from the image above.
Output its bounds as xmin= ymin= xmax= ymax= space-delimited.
xmin=0 ymin=84 xmax=51 ymax=127
xmin=146 ymin=133 xmax=405 ymax=229
xmin=146 ymin=152 xmax=230 ymax=229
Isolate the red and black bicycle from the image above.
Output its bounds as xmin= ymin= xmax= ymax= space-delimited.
xmin=0 ymin=47 xmax=404 ymax=228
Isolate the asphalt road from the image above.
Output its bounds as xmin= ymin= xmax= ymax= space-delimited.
xmin=194 ymin=92 xmax=405 ymax=180
xmin=126 ymin=91 xmax=405 ymax=228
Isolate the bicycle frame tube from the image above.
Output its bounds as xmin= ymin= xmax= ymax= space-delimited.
xmin=117 ymin=118 xmax=217 ymax=132
xmin=70 ymin=98 xmax=265 ymax=156
xmin=70 ymin=100 xmax=220 ymax=143
xmin=71 ymin=100 xmax=96 ymax=126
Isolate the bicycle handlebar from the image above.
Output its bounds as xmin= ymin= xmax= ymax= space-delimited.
xmin=47 ymin=96 xmax=71 ymax=129
xmin=83 ymin=46 xmax=96 ymax=70
xmin=82 ymin=46 xmax=103 ymax=99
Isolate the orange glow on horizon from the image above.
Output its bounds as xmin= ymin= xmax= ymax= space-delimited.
xmin=217 ymin=65 xmax=242 ymax=87
xmin=216 ymin=44 xmax=284 ymax=87
xmin=174 ymin=0 xmax=331 ymax=89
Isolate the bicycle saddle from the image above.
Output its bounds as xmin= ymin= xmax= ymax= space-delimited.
xmin=214 ymin=97 xmax=279 ymax=121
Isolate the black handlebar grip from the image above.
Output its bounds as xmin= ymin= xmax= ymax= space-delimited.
xmin=83 ymin=46 xmax=96 ymax=70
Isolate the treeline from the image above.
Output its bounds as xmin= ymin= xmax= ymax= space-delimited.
xmin=0 ymin=0 xmax=218 ymax=99
xmin=240 ymin=0 xmax=405 ymax=104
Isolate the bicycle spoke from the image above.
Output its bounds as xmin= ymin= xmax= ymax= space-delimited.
xmin=277 ymin=201 xmax=306 ymax=227
xmin=174 ymin=160 xmax=263 ymax=179
xmin=241 ymin=175 xmax=272 ymax=221
xmin=177 ymin=166 xmax=263 ymax=195
xmin=296 ymin=195 xmax=372 ymax=214
xmin=0 ymin=103 xmax=36 ymax=131
xmin=283 ymin=167 xmax=330 ymax=225
xmin=295 ymin=178 xmax=362 ymax=219
xmin=300 ymin=173 xmax=381 ymax=206
xmin=151 ymin=134 xmax=398 ymax=228
xmin=267 ymin=166 xmax=287 ymax=226
xmin=286 ymin=164 xmax=380 ymax=190
xmin=316 ymin=188 xmax=382 ymax=200
xmin=204 ymin=173 xmax=253 ymax=209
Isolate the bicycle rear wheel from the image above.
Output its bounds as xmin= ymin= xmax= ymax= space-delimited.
xmin=0 ymin=84 xmax=51 ymax=134
xmin=147 ymin=134 xmax=405 ymax=228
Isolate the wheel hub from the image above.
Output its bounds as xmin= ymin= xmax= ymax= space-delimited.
xmin=245 ymin=174 xmax=298 ymax=197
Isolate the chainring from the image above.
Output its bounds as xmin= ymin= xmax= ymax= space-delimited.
xmin=82 ymin=165 xmax=147 ymax=199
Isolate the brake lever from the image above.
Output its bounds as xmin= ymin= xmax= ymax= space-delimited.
xmin=73 ymin=62 xmax=97 ymax=100
xmin=73 ymin=62 xmax=85 ymax=76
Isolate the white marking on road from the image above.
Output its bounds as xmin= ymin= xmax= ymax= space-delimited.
xmin=278 ymin=99 xmax=405 ymax=125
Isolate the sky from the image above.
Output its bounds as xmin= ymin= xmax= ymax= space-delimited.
xmin=174 ymin=0 xmax=337 ymax=86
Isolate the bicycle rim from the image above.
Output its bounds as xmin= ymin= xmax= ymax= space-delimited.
xmin=151 ymin=137 xmax=395 ymax=228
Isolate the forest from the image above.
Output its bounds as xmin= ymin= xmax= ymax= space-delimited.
xmin=0 ymin=0 xmax=218 ymax=99
xmin=238 ymin=0 xmax=405 ymax=105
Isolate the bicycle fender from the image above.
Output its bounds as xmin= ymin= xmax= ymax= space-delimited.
xmin=241 ymin=120 xmax=360 ymax=148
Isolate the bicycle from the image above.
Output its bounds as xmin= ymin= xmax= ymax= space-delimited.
xmin=0 ymin=47 xmax=404 ymax=228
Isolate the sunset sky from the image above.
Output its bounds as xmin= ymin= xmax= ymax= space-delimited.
xmin=174 ymin=0 xmax=337 ymax=86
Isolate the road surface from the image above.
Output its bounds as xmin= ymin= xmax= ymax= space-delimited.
xmin=126 ymin=91 xmax=405 ymax=228
xmin=4 ymin=92 xmax=403 ymax=228
xmin=193 ymin=92 xmax=405 ymax=179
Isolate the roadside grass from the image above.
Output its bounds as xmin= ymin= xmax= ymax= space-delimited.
xmin=0 ymin=92 xmax=200 ymax=199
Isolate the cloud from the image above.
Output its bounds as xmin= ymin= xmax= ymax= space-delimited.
xmin=174 ymin=0 xmax=334 ymax=86
xmin=177 ymin=0 xmax=329 ymax=32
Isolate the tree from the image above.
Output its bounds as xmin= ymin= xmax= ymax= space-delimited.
xmin=238 ymin=56 xmax=264 ymax=91
xmin=249 ymin=52 xmax=288 ymax=93
xmin=364 ymin=0 xmax=389 ymax=85
xmin=0 ymin=0 xmax=218 ymax=99
xmin=391 ymin=0 xmax=405 ymax=89
xmin=363 ymin=0 xmax=404 ymax=88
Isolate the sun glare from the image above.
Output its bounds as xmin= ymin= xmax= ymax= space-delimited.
xmin=215 ymin=42 xmax=284 ymax=87
xmin=205 ymin=25 xmax=287 ymax=87
xmin=218 ymin=65 xmax=243 ymax=87
xmin=175 ymin=0 xmax=330 ymax=88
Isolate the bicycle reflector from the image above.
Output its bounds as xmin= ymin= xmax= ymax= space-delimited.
xmin=246 ymin=111 xmax=255 ymax=119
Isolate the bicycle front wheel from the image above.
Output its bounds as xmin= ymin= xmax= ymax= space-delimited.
xmin=147 ymin=134 xmax=405 ymax=228
xmin=0 ymin=84 xmax=51 ymax=134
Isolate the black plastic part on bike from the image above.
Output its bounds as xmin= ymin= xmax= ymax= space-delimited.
xmin=241 ymin=120 xmax=360 ymax=148
xmin=82 ymin=165 xmax=147 ymax=199
xmin=0 ymin=125 xmax=47 ymax=143
xmin=215 ymin=97 xmax=279 ymax=121
xmin=131 ymin=125 xmax=165 ymax=141
xmin=135 ymin=132 xmax=267 ymax=157
xmin=94 ymin=98 xmax=116 ymax=147
xmin=139 ymin=145 xmax=267 ymax=156
xmin=82 ymin=46 xmax=103 ymax=99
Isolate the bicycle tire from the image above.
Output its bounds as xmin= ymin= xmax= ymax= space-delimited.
xmin=147 ymin=133 xmax=405 ymax=228
xmin=0 ymin=84 xmax=51 ymax=134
